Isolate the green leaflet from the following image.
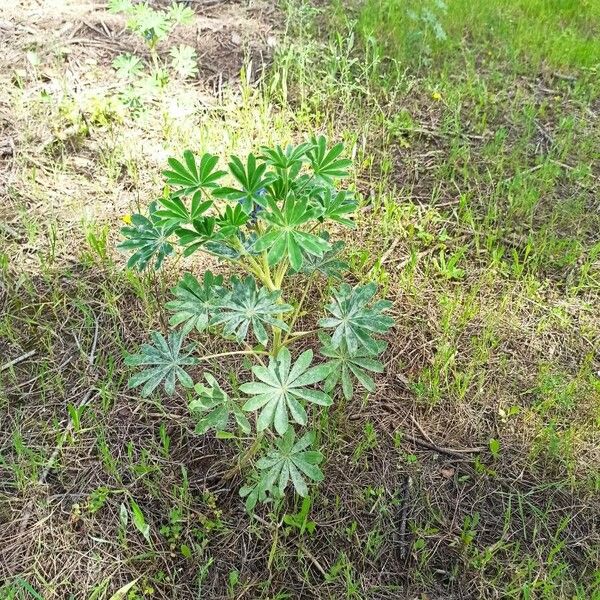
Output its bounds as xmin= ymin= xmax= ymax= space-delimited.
xmin=319 ymin=283 xmax=394 ymax=354
xmin=166 ymin=271 xmax=225 ymax=335
xmin=211 ymin=276 xmax=292 ymax=345
xmin=190 ymin=373 xmax=251 ymax=435
xmin=240 ymin=347 xmax=332 ymax=435
xmin=118 ymin=202 xmax=175 ymax=270
xmin=319 ymin=332 xmax=386 ymax=400
xmin=298 ymin=236 xmax=349 ymax=280
xmin=312 ymin=188 xmax=357 ymax=227
xmin=163 ymin=150 xmax=226 ymax=197
xmin=155 ymin=191 xmax=212 ymax=228
xmin=213 ymin=153 xmax=277 ymax=214
xmin=253 ymin=195 xmax=331 ymax=270
xmin=259 ymin=142 xmax=313 ymax=171
xmin=125 ymin=331 xmax=197 ymax=397
xmin=306 ymin=135 xmax=352 ymax=183
xmin=240 ymin=428 xmax=323 ymax=511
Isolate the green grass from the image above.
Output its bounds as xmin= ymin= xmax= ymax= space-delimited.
xmin=1 ymin=0 xmax=599 ymax=598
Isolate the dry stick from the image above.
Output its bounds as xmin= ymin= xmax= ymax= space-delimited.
xmin=18 ymin=316 xmax=99 ymax=535
xmin=401 ymin=432 xmax=485 ymax=458
xmin=410 ymin=414 xmax=435 ymax=445
xmin=396 ymin=474 xmax=412 ymax=560
xmin=0 ymin=349 xmax=36 ymax=372
xmin=252 ymin=514 xmax=327 ymax=577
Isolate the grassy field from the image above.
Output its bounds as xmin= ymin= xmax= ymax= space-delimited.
xmin=1 ymin=0 xmax=599 ymax=598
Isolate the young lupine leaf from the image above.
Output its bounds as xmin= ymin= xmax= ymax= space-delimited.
xmin=253 ymin=195 xmax=330 ymax=270
xmin=298 ymin=237 xmax=348 ymax=280
xmin=240 ymin=429 xmax=324 ymax=510
xmin=169 ymin=44 xmax=198 ymax=79
xmin=163 ymin=151 xmax=226 ymax=197
xmin=118 ymin=202 xmax=176 ymax=270
xmin=239 ymin=472 xmax=271 ymax=512
xmin=112 ymin=53 xmax=144 ymax=79
xmin=213 ymin=154 xmax=277 ymax=214
xmin=319 ymin=283 xmax=394 ymax=354
xmin=175 ymin=216 xmax=241 ymax=258
xmin=217 ymin=203 xmax=249 ymax=237
xmin=319 ymin=332 xmax=386 ymax=400
xmin=129 ymin=5 xmax=171 ymax=41
xmin=260 ymin=142 xmax=313 ymax=171
xmin=313 ymin=189 xmax=357 ymax=227
xmin=240 ymin=347 xmax=332 ymax=435
xmin=177 ymin=216 xmax=216 ymax=244
xmin=155 ymin=191 xmax=212 ymax=227
xmin=109 ymin=0 xmax=133 ymax=14
xmin=306 ymin=135 xmax=351 ymax=183
xmin=189 ymin=373 xmax=251 ymax=435
xmin=168 ymin=2 xmax=195 ymax=26
xmin=125 ymin=331 xmax=197 ymax=397
xmin=211 ymin=276 xmax=291 ymax=345
xmin=166 ymin=271 xmax=224 ymax=334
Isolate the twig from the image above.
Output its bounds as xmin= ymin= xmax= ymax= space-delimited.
xmin=0 ymin=349 xmax=36 ymax=372
xmin=410 ymin=414 xmax=434 ymax=445
xmin=396 ymin=475 xmax=412 ymax=560
xmin=401 ymin=431 xmax=485 ymax=458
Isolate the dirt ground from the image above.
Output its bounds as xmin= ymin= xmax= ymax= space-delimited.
xmin=1 ymin=1 xmax=599 ymax=599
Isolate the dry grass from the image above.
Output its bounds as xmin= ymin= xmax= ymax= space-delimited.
xmin=1 ymin=0 xmax=599 ymax=599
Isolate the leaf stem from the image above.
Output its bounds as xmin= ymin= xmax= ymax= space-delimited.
xmin=282 ymin=275 xmax=315 ymax=345
xmin=281 ymin=329 xmax=318 ymax=346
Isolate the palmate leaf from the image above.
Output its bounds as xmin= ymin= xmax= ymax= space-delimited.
xmin=175 ymin=216 xmax=218 ymax=256
xmin=217 ymin=203 xmax=249 ymax=238
xmin=155 ymin=191 xmax=212 ymax=228
xmin=253 ymin=195 xmax=330 ymax=270
xmin=125 ymin=331 xmax=197 ymax=397
xmin=176 ymin=217 xmax=241 ymax=259
xmin=319 ymin=283 xmax=394 ymax=354
xmin=319 ymin=332 xmax=386 ymax=400
xmin=118 ymin=202 xmax=176 ymax=270
xmin=240 ymin=428 xmax=324 ymax=511
xmin=312 ymin=188 xmax=357 ymax=227
xmin=167 ymin=2 xmax=195 ymax=26
xmin=213 ymin=153 xmax=277 ymax=214
xmin=260 ymin=142 xmax=313 ymax=172
xmin=298 ymin=236 xmax=348 ymax=280
xmin=306 ymin=135 xmax=351 ymax=183
xmin=169 ymin=44 xmax=198 ymax=79
xmin=240 ymin=347 xmax=332 ymax=435
xmin=112 ymin=53 xmax=144 ymax=79
xmin=166 ymin=271 xmax=224 ymax=334
xmin=211 ymin=276 xmax=291 ymax=345
xmin=163 ymin=151 xmax=226 ymax=197
xmin=190 ymin=373 xmax=251 ymax=435
xmin=129 ymin=4 xmax=171 ymax=40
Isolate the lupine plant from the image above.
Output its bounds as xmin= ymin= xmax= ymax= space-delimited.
xmin=119 ymin=137 xmax=393 ymax=510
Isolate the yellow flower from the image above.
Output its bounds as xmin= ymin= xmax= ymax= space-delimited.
xmin=432 ymin=91 xmax=442 ymax=101
xmin=121 ymin=214 xmax=132 ymax=224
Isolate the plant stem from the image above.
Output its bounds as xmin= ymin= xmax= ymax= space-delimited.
xmin=281 ymin=329 xmax=318 ymax=346
xmin=281 ymin=275 xmax=314 ymax=345
xmin=274 ymin=260 xmax=288 ymax=289
xmin=223 ymin=431 xmax=264 ymax=479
